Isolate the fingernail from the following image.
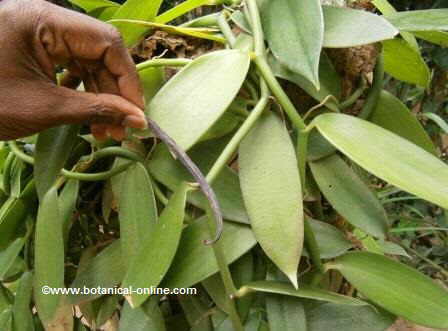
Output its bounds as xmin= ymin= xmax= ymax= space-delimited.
xmin=123 ymin=115 xmax=147 ymax=129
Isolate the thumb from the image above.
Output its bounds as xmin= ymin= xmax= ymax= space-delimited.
xmin=55 ymin=86 xmax=147 ymax=129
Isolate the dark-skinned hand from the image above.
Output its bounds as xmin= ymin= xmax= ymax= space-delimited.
xmin=0 ymin=0 xmax=147 ymax=141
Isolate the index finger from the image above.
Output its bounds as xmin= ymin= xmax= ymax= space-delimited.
xmin=103 ymin=32 xmax=145 ymax=109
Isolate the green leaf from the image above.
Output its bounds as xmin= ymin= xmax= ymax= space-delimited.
xmin=382 ymin=38 xmax=430 ymax=88
xmin=386 ymin=9 xmax=448 ymax=32
xmin=155 ymin=0 xmax=211 ymax=24
xmin=0 ymin=197 xmax=28 ymax=250
xmin=109 ymin=20 xmax=225 ymax=43
xmin=305 ymin=218 xmax=352 ymax=259
xmin=59 ymin=180 xmax=79 ymax=247
xmin=162 ymin=218 xmax=256 ymax=288
xmin=306 ymin=303 xmax=395 ymax=331
xmin=269 ymin=52 xmax=341 ymax=112
xmin=148 ymin=140 xmax=248 ymax=224
xmin=203 ymin=253 xmax=254 ymax=318
xmin=422 ymin=112 xmax=448 ymax=134
xmin=310 ymin=154 xmax=388 ymax=238
xmin=122 ymin=182 xmax=190 ymax=307
xmin=412 ymin=31 xmax=448 ymax=47
xmin=12 ymin=271 xmax=35 ymax=331
xmin=139 ymin=67 xmax=165 ymax=102
xmin=69 ymin=241 xmax=124 ymax=304
xmin=0 ymin=310 xmax=12 ymax=330
xmin=112 ymin=0 xmax=163 ymax=47
xmin=147 ymin=50 xmax=250 ymax=150
xmin=370 ymin=90 xmax=436 ymax=154
xmin=34 ymin=187 xmax=64 ymax=324
xmin=119 ymin=163 xmax=157 ymax=266
xmin=34 ymin=125 xmax=79 ymax=200
xmin=237 ymin=281 xmax=366 ymax=306
xmin=119 ymin=298 xmax=166 ymax=331
xmin=0 ymin=237 xmax=25 ymax=279
xmin=323 ymin=6 xmax=398 ymax=47
xmin=267 ymin=295 xmax=306 ymax=331
xmin=330 ymin=252 xmax=448 ymax=328
xmin=261 ymin=0 xmax=324 ymax=88
xmin=266 ymin=270 xmax=306 ymax=331
xmin=313 ymin=113 xmax=448 ymax=209
xmin=68 ymin=0 xmax=118 ymax=12
xmin=240 ymin=113 xmax=303 ymax=287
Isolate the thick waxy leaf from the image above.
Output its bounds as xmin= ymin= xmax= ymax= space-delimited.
xmin=148 ymin=50 xmax=250 ymax=151
xmin=261 ymin=0 xmax=324 ymax=87
xmin=237 ymin=281 xmax=366 ymax=306
xmin=266 ymin=271 xmax=306 ymax=331
xmin=323 ymin=6 xmax=398 ymax=47
xmin=34 ymin=188 xmax=64 ymax=324
xmin=203 ymin=253 xmax=254 ymax=318
xmin=412 ymin=31 xmax=448 ymax=47
xmin=149 ymin=141 xmax=248 ymax=224
xmin=12 ymin=272 xmax=35 ymax=331
xmin=386 ymin=9 xmax=448 ymax=32
xmin=0 ymin=237 xmax=25 ymax=279
xmin=139 ymin=67 xmax=165 ymax=102
xmin=69 ymin=241 xmax=124 ymax=304
xmin=119 ymin=299 xmax=166 ymax=331
xmin=162 ymin=218 xmax=256 ymax=288
xmin=370 ymin=90 xmax=436 ymax=155
xmin=330 ymin=252 xmax=448 ymax=328
xmin=0 ymin=197 xmax=28 ymax=249
xmin=34 ymin=125 xmax=79 ymax=200
xmin=269 ymin=52 xmax=341 ymax=111
xmin=68 ymin=0 xmax=118 ymax=12
xmin=112 ymin=0 xmax=163 ymax=47
xmin=382 ymin=38 xmax=430 ymax=87
xmin=304 ymin=218 xmax=352 ymax=259
xmin=119 ymin=163 xmax=157 ymax=266
xmin=267 ymin=295 xmax=306 ymax=331
xmin=60 ymin=180 xmax=79 ymax=246
xmin=240 ymin=113 xmax=303 ymax=287
xmin=306 ymin=303 xmax=395 ymax=331
xmin=310 ymin=154 xmax=388 ymax=238
xmin=122 ymin=183 xmax=190 ymax=307
xmin=313 ymin=113 xmax=448 ymax=209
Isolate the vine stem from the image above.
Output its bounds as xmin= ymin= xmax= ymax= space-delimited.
xmin=206 ymin=80 xmax=269 ymax=184
xmin=205 ymin=206 xmax=244 ymax=331
xmin=217 ymin=11 xmax=237 ymax=47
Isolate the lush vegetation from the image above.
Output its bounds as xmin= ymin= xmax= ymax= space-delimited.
xmin=0 ymin=0 xmax=447 ymax=330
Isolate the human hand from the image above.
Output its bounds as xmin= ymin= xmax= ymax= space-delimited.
xmin=0 ymin=0 xmax=146 ymax=141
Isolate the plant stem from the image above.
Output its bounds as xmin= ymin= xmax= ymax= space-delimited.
xmin=339 ymin=78 xmax=367 ymax=110
xmin=297 ymin=129 xmax=309 ymax=189
xmin=205 ymin=206 xmax=244 ymax=331
xmin=206 ymin=80 xmax=269 ymax=184
xmin=217 ymin=11 xmax=236 ymax=47
xmin=304 ymin=218 xmax=325 ymax=285
xmin=9 ymin=141 xmax=133 ymax=181
xmin=245 ymin=0 xmax=306 ymax=131
xmin=358 ymin=55 xmax=384 ymax=120
xmin=136 ymin=58 xmax=192 ymax=71
xmin=254 ymin=57 xmax=306 ymax=130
